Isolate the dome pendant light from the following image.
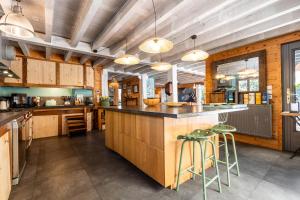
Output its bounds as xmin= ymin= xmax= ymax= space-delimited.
xmin=114 ymin=39 xmax=140 ymax=65
xmin=139 ymin=0 xmax=173 ymax=54
xmin=181 ymin=35 xmax=209 ymax=61
xmin=0 ymin=0 xmax=35 ymax=38
xmin=151 ymin=54 xmax=172 ymax=71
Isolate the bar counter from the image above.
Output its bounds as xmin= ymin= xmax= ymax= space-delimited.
xmin=104 ymin=105 xmax=247 ymax=188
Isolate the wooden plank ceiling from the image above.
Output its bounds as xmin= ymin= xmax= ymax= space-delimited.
xmin=1 ymin=0 xmax=300 ymax=85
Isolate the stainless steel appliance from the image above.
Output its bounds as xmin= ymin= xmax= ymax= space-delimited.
xmin=0 ymin=98 xmax=10 ymax=110
xmin=11 ymin=93 xmax=27 ymax=108
xmin=11 ymin=112 xmax=30 ymax=185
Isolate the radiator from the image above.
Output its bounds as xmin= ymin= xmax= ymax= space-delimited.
xmin=226 ymin=105 xmax=273 ymax=138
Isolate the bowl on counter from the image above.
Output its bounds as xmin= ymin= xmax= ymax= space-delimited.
xmin=164 ymin=102 xmax=187 ymax=107
xmin=143 ymin=98 xmax=160 ymax=106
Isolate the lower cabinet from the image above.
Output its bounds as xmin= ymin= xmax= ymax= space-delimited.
xmin=0 ymin=127 xmax=11 ymax=200
xmin=87 ymin=112 xmax=93 ymax=132
xmin=32 ymin=115 xmax=59 ymax=139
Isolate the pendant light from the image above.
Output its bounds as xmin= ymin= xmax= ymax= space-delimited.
xmin=151 ymin=54 xmax=172 ymax=71
xmin=139 ymin=0 xmax=173 ymax=54
xmin=181 ymin=35 xmax=209 ymax=61
xmin=114 ymin=39 xmax=140 ymax=65
xmin=0 ymin=0 xmax=34 ymax=38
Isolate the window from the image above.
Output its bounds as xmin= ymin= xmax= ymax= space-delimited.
xmin=249 ymin=79 xmax=259 ymax=91
xmin=238 ymin=80 xmax=248 ymax=92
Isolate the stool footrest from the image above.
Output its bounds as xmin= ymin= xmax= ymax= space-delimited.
xmin=218 ymin=160 xmax=238 ymax=169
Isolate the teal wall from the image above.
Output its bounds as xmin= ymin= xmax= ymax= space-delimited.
xmin=0 ymin=87 xmax=92 ymax=97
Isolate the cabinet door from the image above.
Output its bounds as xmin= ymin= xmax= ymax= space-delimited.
xmin=0 ymin=129 xmax=11 ymax=200
xmin=86 ymin=67 xmax=94 ymax=88
xmin=60 ymin=64 xmax=83 ymax=86
xmin=27 ymin=59 xmax=56 ymax=85
xmin=32 ymin=115 xmax=58 ymax=139
xmin=4 ymin=57 xmax=23 ymax=84
xmin=27 ymin=59 xmax=43 ymax=84
xmin=42 ymin=61 xmax=56 ymax=85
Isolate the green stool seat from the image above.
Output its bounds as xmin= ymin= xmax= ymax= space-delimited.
xmin=210 ymin=123 xmax=240 ymax=187
xmin=176 ymin=129 xmax=222 ymax=200
xmin=177 ymin=129 xmax=215 ymax=141
xmin=211 ymin=124 xmax=237 ymax=133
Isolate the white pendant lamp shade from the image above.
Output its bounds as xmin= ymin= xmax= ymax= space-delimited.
xmin=139 ymin=37 xmax=173 ymax=54
xmin=181 ymin=35 xmax=208 ymax=61
xmin=151 ymin=62 xmax=172 ymax=71
xmin=181 ymin=49 xmax=209 ymax=61
xmin=0 ymin=4 xmax=34 ymax=38
xmin=114 ymin=54 xmax=140 ymax=65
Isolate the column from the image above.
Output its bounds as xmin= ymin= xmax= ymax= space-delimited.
xmin=167 ymin=64 xmax=178 ymax=102
xmin=139 ymin=74 xmax=148 ymax=106
xmin=101 ymin=68 xmax=108 ymax=97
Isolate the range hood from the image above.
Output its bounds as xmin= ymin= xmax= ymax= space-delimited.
xmin=0 ymin=40 xmax=19 ymax=79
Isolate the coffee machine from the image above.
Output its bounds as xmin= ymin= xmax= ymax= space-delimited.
xmin=11 ymin=93 xmax=27 ymax=108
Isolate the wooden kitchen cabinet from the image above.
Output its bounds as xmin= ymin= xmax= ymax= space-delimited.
xmin=86 ymin=66 xmax=94 ymax=88
xmin=27 ymin=59 xmax=56 ymax=85
xmin=32 ymin=115 xmax=58 ymax=139
xmin=60 ymin=63 xmax=83 ymax=86
xmin=0 ymin=127 xmax=11 ymax=200
xmin=87 ymin=112 xmax=93 ymax=131
xmin=4 ymin=57 xmax=23 ymax=84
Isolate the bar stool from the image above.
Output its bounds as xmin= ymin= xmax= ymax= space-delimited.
xmin=176 ymin=129 xmax=222 ymax=200
xmin=211 ymin=112 xmax=240 ymax=187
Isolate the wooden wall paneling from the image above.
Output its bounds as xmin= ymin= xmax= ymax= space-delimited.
xmin=205 ymin=31 xmax=300 ymax=150
xmin=83 ymin=65 xmax=87 ymax=87
xmin=93 ymin=66 xmax=102 ymax=105
xmin=56 ymin=62 xmax=60 ymax=85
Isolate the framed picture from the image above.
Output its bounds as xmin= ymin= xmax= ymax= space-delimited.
xmin=122 ymin=83 xmax=126 ymax=89
xmin=133 ymin=85 xmax=139 ymax=93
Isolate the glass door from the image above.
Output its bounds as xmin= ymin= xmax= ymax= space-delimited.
xmin=282 ymin=41 xmax=300 ymax=151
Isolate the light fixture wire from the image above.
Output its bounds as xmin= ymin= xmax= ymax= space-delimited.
xmin=151 ymin=0 xmax=157 ymax=38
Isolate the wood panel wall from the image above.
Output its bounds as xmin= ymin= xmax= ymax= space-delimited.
xmin=205 ymin=31 xmax=300 ymax=150
xmin=121 ymin=77 xmax=140 ymax=106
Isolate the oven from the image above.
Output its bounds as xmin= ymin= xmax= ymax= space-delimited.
xmin=11 ymin=113 xmax=28 ymax=185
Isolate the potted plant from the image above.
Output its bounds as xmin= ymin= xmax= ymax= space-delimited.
xmin=99 ymin=96 xmax=110 ymax=107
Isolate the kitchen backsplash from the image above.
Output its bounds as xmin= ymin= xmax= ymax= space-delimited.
xmin=0 ymin=87 xmax=92 ymax=97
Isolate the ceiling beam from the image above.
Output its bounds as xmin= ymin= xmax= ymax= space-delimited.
xmin=152 ymin=0 xmax=300 ymax=61
xmin=128 ymin=0 xmax=239 ymax=56
xmin=92 ymin=0 xmax=140 ymax=50
xmin=1 ymin=33 xmax=113 ymax=59
xmin=18 ymin=42 xmax=30 ymax=56
xmin=45 ymin=47 xmax=51 ymax=59
xmin=44 ymin=0 xmax=55 ymax=42
xmin=163 ymin=8 xmax=300 ymax=64
xmin=110 ymin=0 xmax=186 ymax=54
xmin=93 ymin=58 xmax=111 ymax=67
xmin=64 ymin=51 xmax=73 ymax=62
xmin=70 ymin=0 xmax=102 ymax=47
xmin=80 ymin=55 xmax=90 ymax=64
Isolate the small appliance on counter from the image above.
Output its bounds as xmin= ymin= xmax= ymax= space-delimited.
xmin=45 ymin=99 xmax=57 ymax=107
xmin=11 ymin=93 xmax=27 ymax=108
xmin=0 ymin=97 xmax=10 ymax=110
xmin=84 ymin=96 xmax=94 ymax=106
xmin=75 ymin=94 xmax=84 ymax=105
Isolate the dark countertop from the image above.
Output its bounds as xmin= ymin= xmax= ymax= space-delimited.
xmin=0 ymin=110 xmax=29 ymax=127
xmin=103 ymin=104 xmax=248 ymax=118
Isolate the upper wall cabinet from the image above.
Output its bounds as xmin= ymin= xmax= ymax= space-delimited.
xmin=86 ymin=66 xmax=94 ymax=88
xmin=4 ymin=57 xmax=23 ymax=84
xmin=27 ymin=59 xmax=56 ymax=85
xmin=60 ymin=63 xmax=84 ymax=86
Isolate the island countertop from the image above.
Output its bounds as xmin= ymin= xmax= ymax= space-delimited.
xmin=103 ymin=104 xmax=248 ymax=118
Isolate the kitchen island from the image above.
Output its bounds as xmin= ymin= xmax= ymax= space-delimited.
xmin=104 ymin=104 xmax=247 ymax=188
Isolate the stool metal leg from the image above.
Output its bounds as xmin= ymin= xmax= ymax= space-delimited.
xmin=229 ymin=133 xmax=240 ymax=176
xmin=199 ymin=141 xmax=207 ymax=200
xmin=208 ymin=140 xmax=222 ymax=193
xmin=222 ymin=133 xmax=231 ymax=187
xmin=192 ymin=141 xmax=196 ymax=180
xmin=176 ymin=140 xmax=187 ymax=192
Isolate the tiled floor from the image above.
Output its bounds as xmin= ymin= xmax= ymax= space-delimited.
xmin=9 ymin=131 xmax=300 ymax=200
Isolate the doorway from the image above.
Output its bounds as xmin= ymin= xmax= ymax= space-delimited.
xmin=282 ymin=41 xmax=300 ymax=151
